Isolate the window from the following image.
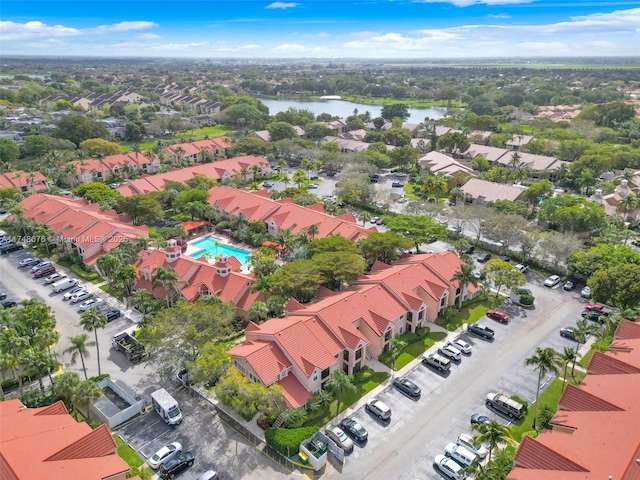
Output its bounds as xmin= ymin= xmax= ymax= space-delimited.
xmin=418 ymin=310 xmax=424 ymax=320
xmin=407 ymin=311 xmax=413 ymax=322
xmin=355 ymin=348 xmax=362 ymax=360
xmin=312 ymin=374 xmax=318 ymax=382
xmin=399 ymin=314 xmax=404 ymax=319
xmin=343 ymin=350 xmax=349 ymax=361
xmin=399 ymin=326 xmax=403 ymax=334
xmin=385 ymin=330 xmax=392 ymax=341
xmin=321 ymin=368 xmax=330 ymax=380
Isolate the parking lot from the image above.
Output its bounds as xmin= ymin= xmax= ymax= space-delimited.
xmin=327 ymin=277 xmax=588 ymax=480
xmin=116 ymin=387 xmax=294 ymax=480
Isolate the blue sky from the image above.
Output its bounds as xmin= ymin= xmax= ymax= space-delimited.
xmin=1 ymin=0 xmax=640 ymax=58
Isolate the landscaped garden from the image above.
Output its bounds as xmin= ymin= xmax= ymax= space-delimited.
xmin=114 ymin=434 xmax=151 ymax=480
xmin=437 ymin=294 xmax=504 ymax=331
xmin=379 ymin=327 xmax=448 ymax=370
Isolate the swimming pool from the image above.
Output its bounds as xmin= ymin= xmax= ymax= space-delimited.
xmin=189 ymin=237 xmax=252 ymax=267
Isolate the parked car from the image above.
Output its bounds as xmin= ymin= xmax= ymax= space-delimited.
xmin=1 ymin=299 xmax=17 ymax=309
xmin=580 ymin=286 xmax=592 ymax=298
xmin=391 ymin=181 xmax=404 ymax=188
xmin=585 ymin=302 xmax=613 ymax=316
xmin=365 ymin=398 xmax=391 ymax=420
xmin=158 ymin=451 xmax=195 ymax=479
xmin=70 ymin=290 xmax=92 ymax=303
xmin=544 ymin=275 xmax=561 ymax=287
xmin=19 ymin=257 xmax=41 ymax=268
xmin=43 ymin=272 xmax=66 ymax=284
xmin=470 ymin=413 xmax=491 ymax=425
xmin=486 ymin=309 xmax=509 ymax=324
xmin=196 ymin=471 xmax=219 ymax=480
xmin=0 ymin=242 xmax=23 ymax=253
xmin=339 ymin=417 xmax=368 ymax=443
xmin=422 ymin=353 xmax=451 ymax=372
xmin=63 ymin=286 xmax=86 ymax=301
xmin=77 ymin=297 xmax=104 ymax=312
xmin=31 ymin=261 xmax=52 ymax=273
xmin=148 ymin=442 xmax=182 ymax=469
xmin=392 ymin=376 xmax=421 ymax=397
xmin=306 ymin=183 xmax=319 ymax=189
xmin=444 ymin=442 xmax=478 ymax=467
xmin=325 ymin=425 xmax=354 ymax=453
xmin=563 ymin=280 xmax=575 ymax=291
xmin=515 ymin=263 xmax=529 ymax=273
xmin=457 ymin=432 xmax=488 ymax=459
xmin=433 ymin=454 xmax=464 ymax=479
xmin=438 ymin=344 xmax=462 ymax=361
xmin=33 ymin=265 xmax=56 ymax=278
xmin=560 ymin=327 xmax=577 ymax=341
xmin=370 ymin=217 xmax=380 ymax=224
xmin=468 ymin=323 xmax=495 ymax=340
xmin=104 ymin=309 xmax=122 ymax=322
xmin=476 ymin=253 xmax=492 ymax=263
xmin=582 ymin=310 xmax=604 ymax=322
xmin=262 ymin=181 xmax=274 ymax=188
xmin=452 ymin=338 xmax=471 ymax=355
xmin=0 ymin=292 xmax=6 ymax=300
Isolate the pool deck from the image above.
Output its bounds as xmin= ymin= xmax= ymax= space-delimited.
xmin=185 ymin=233 xmax=254 ymax=271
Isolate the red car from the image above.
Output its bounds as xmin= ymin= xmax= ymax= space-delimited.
xmin=33 ymin=266 xmax=56 ymax=278
xmin=585 ymin=303 xmax=612 ymax=316
xmin=486 ymin=309 xmax=509 ymax=323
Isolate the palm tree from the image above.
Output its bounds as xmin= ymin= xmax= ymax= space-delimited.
xmin=451 ymin=263 xmax=479 ymax=310
xmin=471 ymin=419 xmax=513 ymax=462
xmin=79 ymin=308 xmax=108 ymax=376
xmin=525 ymin=347 xmax=559 ymax=430
xmin=113 ymin=264 xmax=138 ymax=297
xmin=248 ymin=301 xmax=269 ymax=323
xmin=388 ymin=337 xmax=407 ymax=372
xmin=307 ymin=224 xmax=319 ymax=241
xmin=239 ymin=167 xmax=249 ymax=183
xmin=152 ymin=266 xmax=182 ymax=307
xmin=325 ymin=369 xmax=356 ymax=416
xmin=96 ymin=254 xmax=119 ymax=287
xmin=21 ymin=347 xmax=54 ymax=392
xmin=52 ymin=371 xmax=81 ymax=412
xmin=618 ymin=192 xmax=639 ymax=220
xmin=130 ymin=289 xmax=159 ymax=318
xmin=72 ymin=379 xmax=103 ymax=421
xmin=0 ymin=328 xmax=29 ymax=394
xmin=64 ymin=334 xmax=95 ymax=380
xmin=558 ymin=346 xmax=578 ymax=390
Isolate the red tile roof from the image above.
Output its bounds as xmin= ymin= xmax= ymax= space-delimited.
xmin=117 ymin=156 xmax=270 ymax=196
xmin=0 ymin=170 xmax=48 ymax=191
xmin=0 ymin=399 xmax=130 ymax=480
xmin=228 ymin=340 xmax=291 ymax=385
xmin=587 ymin=350 xmax=640 ymax=375
xmin=278 ymin=374 xmax=313 ymax=409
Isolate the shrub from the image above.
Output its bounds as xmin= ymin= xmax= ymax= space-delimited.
xmin=265 ymin=426 xmax=319 ymax=457
xmin=536 ymin=403 xmax=555 ymax=431
xmin=519 ymin=294 xmax=535 ymax=306
xmin=415 ymin=326 xmax=430 ymax=338
xmin=511 ymin=395 xmax=529 ymax=414
xmin=353 ymin=365 xmax=374 ymax=383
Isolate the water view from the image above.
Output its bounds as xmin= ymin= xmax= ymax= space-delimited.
xmin=257 ymin=98 xmax=448 ymax=124
xmin=190 ymin=236 xmax=252 ymax=267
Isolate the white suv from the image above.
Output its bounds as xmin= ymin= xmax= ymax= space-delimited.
xmin=365 ymin=398 xmax=391 ymax=420
xmin=438 ymin=343 xmax=462 ymax=362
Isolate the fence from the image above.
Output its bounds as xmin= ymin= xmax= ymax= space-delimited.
xmin=176 ymin=371 xmax=323 ymax=477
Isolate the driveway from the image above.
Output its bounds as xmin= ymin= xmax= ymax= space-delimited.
xmin=325 ymin=281 xmax=587 ymax=480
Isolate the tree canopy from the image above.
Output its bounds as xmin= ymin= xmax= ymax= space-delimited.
xmin=383 ymin=214 xmax=447 ymax=252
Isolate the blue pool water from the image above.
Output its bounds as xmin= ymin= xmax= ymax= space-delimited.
xmin=189 ymin=237 xmax=252 ymax=267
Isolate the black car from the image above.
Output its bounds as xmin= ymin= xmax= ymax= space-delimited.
xmin=477 ymin=253 xmax=492 ymax=263
xmin=1 ymin=299 xmax=17 ymax=309
xmin=104 ymin=309 xmax=122 ymax=322
xmin=0 ymin=292 xmax=6 ymax=300
xmin=470 ymin=414 xmax=491 ymax=425
xmin=560 ymin=327 xmax=577 ymax=341
xmin=159 ymin=451 xmax=195 ymax=479
xmin=391 ymin=181 xmax=404 ymax=187
xmin=468 ymin=323 xmax=495 ymax=340
xmin=339 ymin=417 xmax=368 ymax=443
xmin=582 ymin=310 xmax=603 ymax=322
xmin=0 ymin=242 xmax=23 ymax=254
xmin=326 ymin=171 xmax=337 ymax=177
xmin=392 ymin=377 xmax=421 ymax=398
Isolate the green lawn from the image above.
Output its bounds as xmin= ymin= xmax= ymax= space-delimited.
xmin=99 ymin=284 xmax=121 ymax=298
xmin=302 ymin=372 xmax=389 ymax=428
xmin=578 ymin=347 xmax=596 ymax=368
xmin=114 ymin=435 xmax=152 ymax=480
xmin=403 ymin=183 xmax=420 ymax=200
xmin=389 ymin=332 xmax=448 ymax=370
xmin=119 ymin=125 xmax=233 ymax=152
xmin=437 ymin=296 xmax=504 ymax=331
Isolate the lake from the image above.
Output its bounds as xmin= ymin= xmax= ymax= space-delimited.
xmin=257 ymin=98 xmax=448 ymax=124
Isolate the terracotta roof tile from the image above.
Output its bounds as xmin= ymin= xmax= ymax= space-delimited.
xmin=615 ymin=319 xmax=640 ymax=340
xmin=514 ymin=435 xmax=588 ymax=472
xmin=45 ymin=424 xmax=117 ymax=461
xmin=587 ymin=351 xmax=640 ymax=375
xmin=229 ymin=341 xmax=291 ymax=385
xmin=558 ymin=383 xmax=624 ymax=412
xmin=278 ymin=375 xmax=313 ymax=409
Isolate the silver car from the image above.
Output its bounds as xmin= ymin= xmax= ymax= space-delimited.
xmin=325 ymin=425 xmax=354 ymax=453
xmin=77 ymin=297 xmax=104 ymax=312
xmin=70 ymin=290 xmax=92 ymax=303
xmin=438 ymin=343 xmax=462 ymax=362
xmin=63 ymin=286 xmax=86 ymax=301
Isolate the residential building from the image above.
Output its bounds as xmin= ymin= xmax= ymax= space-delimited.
xmin=506 ymin=134 xmax=534 ymax=150
xmin=230 ymin=252 xmax=481 ymax=407
xmin=590 ymin=178 xmax=640 ymax=219
xmin=208 ymin=186 xmax=374 ymax=242
xmin=133 ymin=239 xmax=261 ymax=317
xmin=250 ymin=126 xmax=306 ymax=142
xmin=0 ymin=399 xmax=137 ymax=480
xmin=116 ymin=156 xmax=270 ymax=196
xmin=65 ymin=152 xmax=160 ymax=186
xmin=506 ymin=319 xmax=640 ymax=480
xmin=418 ymin=151 xmax=475 ymax=178
xmin=462 ymin=144 xmax=566 ymax=180
xmin=162 ymin=138 xmax=232 ymax=164
xmin=322 ymin=136 xmax=373 ymax=153
xmin=19 ymin=193 xmax=148 ymax=267
xmin=0 ymin=170 xmax=48 ymax=193
xmin=460 ymin=178 xmax=525 ymax=205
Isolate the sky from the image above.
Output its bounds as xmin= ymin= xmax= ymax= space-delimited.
xmin=1 ymin=0 xmax=640 ymax=59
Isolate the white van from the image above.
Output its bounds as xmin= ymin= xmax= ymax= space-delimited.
xmin=444 ymin=442 xmax=478 ymax=467
xmin=51 ymin=277 xmax=78 ymax=293
xmin=151 ymin=388 xmax=183 ymax=425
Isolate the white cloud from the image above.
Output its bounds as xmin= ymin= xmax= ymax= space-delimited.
xmin=265 ymin=2 xmax=298 ymax=9
xmin=487 ymin=13 xmax=510 ymax=19
xmin=89 ymin=21 xmax=158 ymax=34
xmin=0 ymin=21 xmax=79 ymax=40
xmin=345 ymin=30 xmax=460 ymax=51
xmin=138 ymin=33 xmax=161 ymax=39
xmin=273 ymin=43 xmax=306 ymax=51
xmin=517 ymin=41 xmax=570 ymax=55
xmin=415 ymin=0 xmax=534 ymax=6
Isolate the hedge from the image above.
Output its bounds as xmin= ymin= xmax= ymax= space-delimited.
xmin=265 ymin=426 xmax=319 ymax=457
